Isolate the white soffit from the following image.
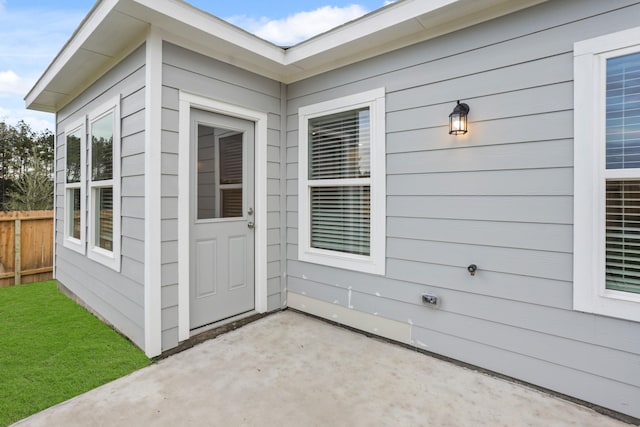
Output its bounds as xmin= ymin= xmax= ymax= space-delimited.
xmin=26 ymin=1 xmax=149 ymax=112
xmin=25 ymin=0 xmax=548 ymax=112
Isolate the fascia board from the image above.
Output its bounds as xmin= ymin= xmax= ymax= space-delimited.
xmin=283 ymin=0 xmax=458 ymax=66
xmin=26 ymin=0 xmax=551 ymax=111
xmin=280 ymin=0 xmax=549 ymax=82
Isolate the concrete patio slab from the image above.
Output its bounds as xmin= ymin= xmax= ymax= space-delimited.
xmin=14 ymin=310 xmax=632 ymax=426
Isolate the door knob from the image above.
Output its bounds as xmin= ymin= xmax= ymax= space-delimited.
xmin=247 ymin=221 xmax=255 ymax=229
xmin=247 ymin=208 xmax=254 ymax=216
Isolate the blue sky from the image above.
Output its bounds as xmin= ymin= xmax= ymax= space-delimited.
xmin=0 ymin=0 xmax=391 ymax=133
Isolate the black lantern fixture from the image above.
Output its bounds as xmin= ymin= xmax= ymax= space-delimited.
xmin=449 ymin=100 xmax=470 ymax=135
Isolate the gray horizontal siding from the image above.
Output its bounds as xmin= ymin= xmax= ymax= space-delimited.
xmin=55 ymin=45 xmax=146 ymax=348
xmin=159 ymin=42 xmax=284 ymax=351
xmin=285 ymin=0 xmax=640 ymax=418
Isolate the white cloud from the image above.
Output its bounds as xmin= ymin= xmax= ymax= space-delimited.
xmin=227 ymin=4 xmax=369 ymax=45
xmin=0 ymin=70 xmax=31 ymax=97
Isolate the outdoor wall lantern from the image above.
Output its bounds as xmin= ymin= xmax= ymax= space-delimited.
xmin=449 ymin=100 xmax=470 ymax=135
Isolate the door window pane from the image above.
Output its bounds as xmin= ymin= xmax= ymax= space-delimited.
xmin=197 ymin=125 xmax=243 ymax=219
xmin=197 ymin=125 xmax=217 ymax=219
xmin=219 ymin=134 xmax=242 ymax=184
xmin=221 ymin=188 xmax=243 ymax=217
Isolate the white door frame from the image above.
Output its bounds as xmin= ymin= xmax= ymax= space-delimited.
xmin=178 ymin=91 xmax=268 ymax=341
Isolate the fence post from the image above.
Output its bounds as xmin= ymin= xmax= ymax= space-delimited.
xmin=14 ymin=218 xmax=21 ymax=285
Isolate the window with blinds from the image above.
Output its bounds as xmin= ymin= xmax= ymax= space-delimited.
xmin=65 ymin=127 xmax=83 ymax=247
xmin=298 ymin=87 xmax=385 ymax=275
xmin=573 ymin=29 xmax=640 ymax=321
xmin=605 ymin=51 xmax=640 ymax=295
xmin=91 ymin=112 xmax=114 ymax=252
xmin=87 ymin=98 xmax=120 ymax=271
xmin=308 ymin=108 xmax=371 ymax=255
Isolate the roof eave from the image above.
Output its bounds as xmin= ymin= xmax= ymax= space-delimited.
xmin=25 ymin=0 xmax=549 ymax=112
xmin=280 ymin=0 xmax=550 ymax=83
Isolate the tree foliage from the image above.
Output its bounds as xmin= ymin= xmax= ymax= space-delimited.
xmin=0 ymin=121 xmax=54 ymax=211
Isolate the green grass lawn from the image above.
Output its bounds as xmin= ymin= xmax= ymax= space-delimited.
xmin=0 ymin=281 xmax=150 ymax=426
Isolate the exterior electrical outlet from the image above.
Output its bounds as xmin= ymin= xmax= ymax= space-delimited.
xmin=422 ymin=294 xmax=438 ymax=305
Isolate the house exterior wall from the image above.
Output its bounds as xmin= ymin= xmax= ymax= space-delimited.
xmin=55 ymin=45 xmax=146 ymax=348
xmin=159 ymin=42 xmax=285 ymax=351
xmin=286 ymin=0 xmax=640 ymax=418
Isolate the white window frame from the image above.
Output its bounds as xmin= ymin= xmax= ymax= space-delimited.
xmin=87 ymin=96 xmax=121 ymax=271
xmin=298 ymin=87 xmax=386 ymax=275
xmin=63 ymin=118 xmax=86 ymax=254
xmin=574 ymin=26 xmax=640 ymax=322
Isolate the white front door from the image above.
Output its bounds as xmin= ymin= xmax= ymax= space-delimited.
xmin=189 ymin=108 xmax=255 ymax=329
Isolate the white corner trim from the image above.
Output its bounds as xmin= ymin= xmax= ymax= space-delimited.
xmin=144 ymin=29 xmax=163 ymax=358
xmin=178 ymin=91 xmax=269 ymax=342
xmin=297 ymin=87 xmax=386 ymax=275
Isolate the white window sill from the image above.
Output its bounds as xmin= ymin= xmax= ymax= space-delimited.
xmin=63 ymin=237 xmax=85 ymax=255
xmin=87 ymin=246 xmax=120 ymax=272
xmin=299 ymin=247 xmax=385 ymax=276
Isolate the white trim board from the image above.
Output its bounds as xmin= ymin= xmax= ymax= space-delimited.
xmin=178 ymin=91 xmax=269 ymax=342
xmin=297 ymin=87 xmax=386 ymax=275
xmin=287 ymin=292 xmax=411 ymax=345
xmin=573 ymin=26 xmax=640 ymax=323
xmin=143 ymin=29 xmax=163 ymax=357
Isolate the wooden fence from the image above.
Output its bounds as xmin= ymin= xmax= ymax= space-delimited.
xmin=0 ymin=210 xmax=53 ymax=287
